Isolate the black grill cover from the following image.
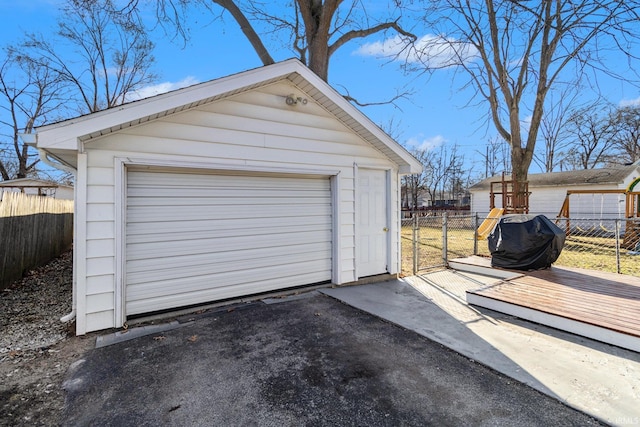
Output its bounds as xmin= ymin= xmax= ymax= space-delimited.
xmin=488 ymin=214 xmax=565 ymax=270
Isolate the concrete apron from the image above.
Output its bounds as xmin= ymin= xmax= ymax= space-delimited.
xmin=321 ymin=274 xmax=640 ymax=427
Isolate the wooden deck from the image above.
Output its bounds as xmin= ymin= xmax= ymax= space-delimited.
xmin=451 ymin=257 xmax=640 ymax=352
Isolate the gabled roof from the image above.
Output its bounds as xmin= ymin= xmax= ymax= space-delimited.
xmin=31 ymin=59 xmax=422 ymax=174
xmin=469 ymin=163 xmax=640 ymax=191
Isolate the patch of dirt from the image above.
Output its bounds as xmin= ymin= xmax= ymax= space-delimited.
xmin=0 ymin=250 xmax=95 ymax=426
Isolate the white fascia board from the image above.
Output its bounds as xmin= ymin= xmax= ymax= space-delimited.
xmin=37 ymin=136 xmax=78 ymax=151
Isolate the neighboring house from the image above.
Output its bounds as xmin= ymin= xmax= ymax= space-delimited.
xmin=426 ymin=191 xmax=471 ymax=208
xmin=0 ymin=178 xmax=74 ymax=200
xmin=403 ymin=190 xmax=470 ymax=210
xmin=28 ymin=59 xmax=422 ymax=335
xmin=469 ymin=162 xmax=640 ymax=218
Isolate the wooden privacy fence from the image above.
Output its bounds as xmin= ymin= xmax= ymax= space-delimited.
xmin=0 ymin=192 xmax=74 ymax=289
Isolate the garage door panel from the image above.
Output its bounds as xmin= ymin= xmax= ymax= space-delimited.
xmin=126 ymin=191 xmax=330 ymax=204
xmin=125 ymin=169 xmax=333 ymax=316
xmin=126 ymin=204 xmax=332 ymax=223
xmin=126 ymin=222 xmax=331 ymax=245
xmin=126 ymin=259 xmax=332 ymax=302
xmin=127 ymin=247 xmax=331 ymax=285
xmin=127 ymin=179 xmax=330 ymax=189
xmin=126 ymin=230 xmax=331 ymax=260
xmin=126 ymin=241 xmax=331 ymax=274
xmin=128 ymin=171 xmax=328 ymax=186
xmin=127 ymin=268 xmax=333 ymax=307
xmin=128 ymin=243 xmax=330 ymax=284
xmin=128 ymin=177 xmax=329 ymax=194
xmin=126 ymin=270 xmax=332 ymax=315
xmin=126 ymin=215 xmax=331 ymax=236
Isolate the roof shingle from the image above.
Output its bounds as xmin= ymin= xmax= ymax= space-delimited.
xmin=469 ymin=163 xmax=640 ymax=191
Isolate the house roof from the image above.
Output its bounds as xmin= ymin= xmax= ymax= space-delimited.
xmin=469 ymin=163 xmax=640 ymax=191
xmin=30 ymin=59 xmax=422 ymax=174
xmin=0 ymin=178 xmax=72 ymax=188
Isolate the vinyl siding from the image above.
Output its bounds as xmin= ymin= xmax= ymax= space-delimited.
xmin=85 ymin=310 xmax=114 ymax=333
xmin=77 ymin=80 xmax=399 ymax=332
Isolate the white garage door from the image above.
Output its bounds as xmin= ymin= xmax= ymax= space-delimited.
xmin=125 ymin=168 xmax=333 ymax=316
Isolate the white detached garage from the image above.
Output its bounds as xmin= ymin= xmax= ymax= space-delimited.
xmin=30 ymin=59 xmax=422 ymax=335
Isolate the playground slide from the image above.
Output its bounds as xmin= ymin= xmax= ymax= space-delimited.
xmin=476 ymin=208 xmax=504 ymax=240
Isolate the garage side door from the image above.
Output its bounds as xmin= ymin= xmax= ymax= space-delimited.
xmin=125 ymin=169 xmax=333 ymax=316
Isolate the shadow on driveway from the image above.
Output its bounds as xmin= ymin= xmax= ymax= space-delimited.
xmin=63 ymin=293 xmax=601 ymax=426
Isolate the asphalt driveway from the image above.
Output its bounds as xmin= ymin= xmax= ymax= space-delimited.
xmin=62 ymin=292 xmax=601 ymax=426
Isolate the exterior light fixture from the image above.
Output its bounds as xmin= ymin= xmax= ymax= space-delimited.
xmin=285 ymin=94 xmax=308 ymax=105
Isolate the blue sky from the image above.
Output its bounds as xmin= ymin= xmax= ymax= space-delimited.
xmin=2 ymin=0 xmax=639 ymax=179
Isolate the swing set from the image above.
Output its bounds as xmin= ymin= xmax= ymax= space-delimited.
xmin=556 ymin=176 xmax=640 ymax=249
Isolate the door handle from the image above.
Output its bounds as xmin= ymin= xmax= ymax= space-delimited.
xmin=383 ymin=227 xmax=389 ymax=232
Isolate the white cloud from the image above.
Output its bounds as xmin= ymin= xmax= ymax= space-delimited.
xmin=405 ymin=134 xmax=446 ymax=151
xmin=126 ymin=76 xmax=200 ymax=102
xmin=355 ymin=36 xmax=404 ymax=58
xmin=354 ymin=34 xmax=478 ymax=68
xmin=619 ymin=96 xmax=640 ymax=107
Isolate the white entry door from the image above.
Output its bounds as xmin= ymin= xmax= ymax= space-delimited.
xmin=357 ymin=168 xmax=388 ymax=277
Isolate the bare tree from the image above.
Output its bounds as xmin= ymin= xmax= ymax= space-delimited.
xmin=0 ymin=0 xmax=158 ymax=180
xmin=534 ymin=90 xmax=579 ymax=172
xmin=0 ymin=54 xmax=67 ymax=180
xmin=419 ymin=0 xmax=640 ymax=210
xmin=96 ymin=0 xmax=416 ymax=83
xmin=563 ymin=103 xmax=616 ymax=169
xmin=401 ymin=141 xmax=468 ymax=209
xmin=442 ymin=145 xmax=465 ymax=204
xmin=446 ymin=162 xmax=466 ymax=205
xmin=401 ymin=173 xmax=420 ymax=210
xmin=610 ymin=105 xmax=640 ymax=163
xmin=245 ymin=0 xmax=416 ymax=81
xmin=424 ymin=143 xmax=464 ymax=206
xmin=401 ymin=147 xmax=435 ymax=209
xmin=477 ymin=136 xmax=510 ymax=178
xmin=19 ymin=0 xmax=157 ymax=114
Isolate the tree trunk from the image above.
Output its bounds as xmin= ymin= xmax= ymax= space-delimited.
xmin=300 ymin=0 xmax=333 ymax=82
xmin=510 ymin=146 xmax=533 ymax=212
xmin=308 ymin=41 xmax=330 ymax=81
xmin=0 ymin=163 xmax=10 ymax=181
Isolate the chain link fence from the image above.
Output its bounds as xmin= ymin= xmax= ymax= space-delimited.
xmin=401 ymin=211 xmax=640 ymax=276
xmin=401 ymin=212 xmax=478 ymax=273
xmin=554 ymin=218 xmax=640 ymax=275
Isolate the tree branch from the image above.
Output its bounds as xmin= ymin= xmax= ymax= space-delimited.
xmin=212 ymin=0 xmax=275 ymax=65
xmin=329 ymin=20 xmax=416 ymax=57
xmin=338 ymin=83 xmax=412 ymax=110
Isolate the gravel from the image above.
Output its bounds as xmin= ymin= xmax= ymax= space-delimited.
xmin=1 ymin=251 xmax=73 ymax=356
xmin=0 ymin=250 xmax=94 ymax=426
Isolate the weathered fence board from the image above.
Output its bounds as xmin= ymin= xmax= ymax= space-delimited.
xmin=0 ymin=192 xmax=74 ymax=289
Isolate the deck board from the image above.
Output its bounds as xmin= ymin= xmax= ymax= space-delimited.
xmin=462 ymin=261 xmax=640 ymax=350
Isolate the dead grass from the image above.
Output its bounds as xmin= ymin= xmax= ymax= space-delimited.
xmin=556 ymin=235 xmax=640 ymax=276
